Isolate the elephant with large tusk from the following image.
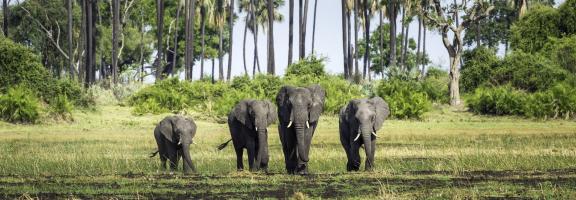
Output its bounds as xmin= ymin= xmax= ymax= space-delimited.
xmin=151 ymin=115 xmax=197 ymax=175
xmin=218 ymin=100 xmax=277 ymax=172
xmin=276 ymin=85 xmax=326 ymax=175
xmin=339 ymin=97 xmax=389 ymax=171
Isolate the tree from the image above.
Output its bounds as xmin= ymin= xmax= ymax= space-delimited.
xmin=341 ymin=0 xmax=349 ymax=79
xmin=267 ymin=0 xmax=275 ymax=75
xmin=112 ymin=0 xmax=120 ymax=83
xmin=215 ymin=0 xmax=226 ymax=81
xmin=423 ymin=0 xmax=494 ymax=106
xmin=288 ymin=0 xmax=294 ymax=66
xmin=155 ymin=0 xmax=165 ymax=81
xmin=311 ymin=0 xmax=318 ymax=52
xmin=67 ymin=0 xmax=74 ymax=79
xmin=2 ymin=0 xmax=8 ymax=37
xmin=199 ymin=0 xmax=213 ymax=79
xmin=299 ymin=0 xmax=309 ymax=59
xmin=85 ymin=0 xmax=96 ymax=87
xmin=510 ymin=5 xmax=560 ymax=53
xmin=185 ymin=0 xmax=196 ymax=80
xmin=387 ymin=0 xmax=399 ymax=72
xmin=227 ymin=0 xmax=235 ymax=80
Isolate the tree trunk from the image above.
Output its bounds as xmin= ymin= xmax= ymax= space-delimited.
xmin=218 ymin=24 xmax=224 ymax=81
xmin=242 ymin=18 xmax=248 ymax=76
xmin=449 ymin=54 xmax=461 ymax=106
xmin=347 ymin=11 xmax=353 ymax=79
xmin=227 ymin=0 xmax=235 ymax=80
xmin=67 ymin=0 xmax=74 ymax=80
xmin=417 ymin=16 xmax=422 ymax=78
xmin=341 ymin=0 xmax=348 ymax=79
xmin=399 ymin=6 xmax=405 ymax=70
xmin=185 ymin=0 xmax=196 ymax=81
xmin=288 ymin=0 xmax=294 ymax=66
xmin=267 ymin=0 xmax=275 ymax=75
xmin=353 ymin=0 xmax=359 ymax=77
xmin=379 ymin=9 xmax=384 ymax=79
xmin=139 ymin=7 xmax=145 ymax=83
xmin=299 ymin=0 xmax=309 ymax=59
xmin=402 ymin=17 xmax=409 ymax=70
xmin=362 ymin=0 xmax=370 ymax=80
xmin=201 ymin=5 xmax=206 ymax=79
xmin=212 ymin=57 xmax=215 ymax=83
xmin=388 ymin=0 xmax=397 ymax=70
xmin=172 ymin=1 xmax=182 ymax=77
xmin=156 ymin=0 xmax=165 ymax=81
xmin=475 ymin=21 xmax=480 ymax=47
xmin=112 ymin=0 xmax=120 ymax=84
xmin=311 ymin=0 xmax=318 ymax=53
xmin=421 ymin=16 xmax=426 ymax=75
xmin=250 ymin=0 xmax=261 ymax=75
xmin=2 ymin=0 xmax=8 ymax=37
xmin=85 ymin=0 xmax=96 ymax=87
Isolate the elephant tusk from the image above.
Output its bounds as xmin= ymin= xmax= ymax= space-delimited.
xmin=353 ymin=133 xmax=361 ymax=141
xmin=306 ymin=121 xmax=310 ymax=129
xmin=372 ymin=132 xmax=378 ymax=137
xmin=287 ymin=121 xmax=293 ymax=128
xmin=255 ymin=127 xmax=258 ymax=131
xmin=178 ymin=141 xmax=182 ymax=145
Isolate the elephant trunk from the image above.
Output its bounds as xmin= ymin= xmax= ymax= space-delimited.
xmin=295 ymin=123 xmax=309 ymax=163
xmin=181 ymin=144 xmax=196 ymax=174
xmin=360 ymin=125 xmax=374 ymax=171
xmin=256 ymin=128 xmax=269 ymax=169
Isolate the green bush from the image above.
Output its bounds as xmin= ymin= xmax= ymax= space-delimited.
xmin=542 ymin=36 xmax=576 ymax=74
xmin=461 ymin=47 xmax=499 ymax=92
xmin=467 ymin=86 xmax=526 ymax=116
xmin=510 ymin=5 xmax=561 ymax=53
xmin=0 ymin=87 xmax=41 ymax=123
xmin=285 ymin=55 xmax=327 ymax=78
xmin=559 ymin=0 xmax=576 ymax=35
xmin=376 ymin=79 xmax=431 ymax=119
xmin=467 ymin=84 xmax=576 ymax=119
xmin=48 ymin=95 xmax=74 ymax=121
xmin=493 ymin=51 xmax=569 ymax=92
xmin=422 ymin=67 xmax=449 ymax=103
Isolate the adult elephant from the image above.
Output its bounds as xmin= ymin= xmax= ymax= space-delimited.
xmin=276 ymin=85 xmax=326 ymax=175
xmin=339 ymin=97 xmax=389 ymax=171
xmin=151 ymin=115 xmax=197 ymax=174
xmin=218 ymin=100 xmax=277 ymax=172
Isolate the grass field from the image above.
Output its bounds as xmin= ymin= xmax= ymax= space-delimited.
xmin=1 ymin=105 xmax=576 ymax=199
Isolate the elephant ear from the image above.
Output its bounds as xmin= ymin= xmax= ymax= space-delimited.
xmin=369 ymin=97 xmax=390 ymax=131
xmin=276 ymin=86 xmax=293 ymax=124
xmin=306 ymin=84 xmax=326 ymax=123
xmin=232 ymin=100 xmax=253 ymax=129
xmin=159 ymin=116 xmax=176 ymax=143
xmin=263 ymin=100 xmax=277 ymax=127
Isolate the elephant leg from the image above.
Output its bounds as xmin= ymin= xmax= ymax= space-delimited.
xmin=280 ymin=128 xmax=297 ymax=174
xmin=349 ymin=143 xmax=361 ymax=171
xmin=365 ymin=140 xmax=376 ymax=171
xmin=235 ymin=147 xmax=244 ymax=171
xmin=166 ymin=143 xmax=179 ymax=174
xmin=246 ymin=139 xmax=257 ymax=171
xmin=160 ymin=153 xmax=168 ymax=173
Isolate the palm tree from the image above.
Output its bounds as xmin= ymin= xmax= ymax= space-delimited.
xmin=215 ymin=0 xmax=227 ymax=81
xmin=67 ymin=0 xmax=74 ymax=79
xmin=2 ymin=0 xmax=8 ymax=37
xmin=185 ymin=0 xmax=196 ymax=81
xmin=267 ymin=0 xmax=275 ymax=75
xmin=171 ymin=0 xmax=184 ymax=77
xmin=227 ymin=0 xmax=236 ymax=79
xmin=341 ymin=0 xmax=349 ymax=79
xmin=199 ymin=0 xmax=213 ymax=80
xmin=84 ymin=0 xmax=96 ymax=87
xmin=311 ymin=0 xmax=318 ymax=52
xmin=156 ymin=0 xmax=165 ymax=81
xmin=387 ymin=0 xmax=398 ymax=71
xmin=354 ymin=0 xmax=359 ymax=76
xmin=288 ymin=0 xmax=294 ymax=66
xmin=346 ymin=0 xmax=354 ymax=78
xmin=299 ymin=0 xmax=310 ymax=59
xmin=112 ymin=0 xmax=120 ymax=83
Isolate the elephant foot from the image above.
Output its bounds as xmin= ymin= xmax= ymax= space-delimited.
xmin=296 ymin=165 xmax=308 ymax=176
xmin=237 ymin=168 xmax=244 ymax=172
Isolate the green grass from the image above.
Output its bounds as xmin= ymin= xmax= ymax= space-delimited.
xmin=1 ymin=105 xmax=576 ymax=199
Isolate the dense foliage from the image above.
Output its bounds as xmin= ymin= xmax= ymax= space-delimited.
xmin=130 ymin=57 xmax=364 ymax=118
xmin=461 ymin=47 xmax=500 ymax=92
xmin=0 ymin=87 xmax=41 ymax=123
xmin=468 ymin=84 xmax=576 ymax=119
xmin=375 ymin=79 xmax=431 ymax=119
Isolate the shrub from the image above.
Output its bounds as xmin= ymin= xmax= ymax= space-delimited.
xmin=493 ymin=51 xmax=569 ymax=92
xmin=461 ymin=47 xmax=499 ymax=92
xmin=467 ymin=86 xmax=526 ymax=116
xmin=510 ymin=5 xmax=561 ymax=53
xmin=542 ymin=36 xmax=576 ymax=74
xmin=0 ymin=87 xmax=41 ymax=123
xmin=376 ymin=79 xmax=431 ymax=119
xmin=285 ymin=55 xmax=327 ymax=78
xmin=559 ymin=0 xmax=576 ymax=35
xmin=48 ymin=95 xmax=74 ymax=121
xmin=422 ymin=67 xmax=449 ymax=103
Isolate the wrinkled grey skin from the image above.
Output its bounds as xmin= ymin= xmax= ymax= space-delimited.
xmin=227 ymin=100 xmax=277 ymax=172
xmin=153 ymin=115 xmax=197 ymax=174
xmin=276 ymin=85 xmax=326 ymax=175
xmin=339 ymin=97 xmax=389 ymax=171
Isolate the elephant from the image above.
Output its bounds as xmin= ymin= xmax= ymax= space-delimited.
xmin=276 ymin=85 xmax=326 ymax=175
xmin=151 ymin=115 xmax=197 ymax=174
xmin=218 ymin=100 xmax=277 ymax=172
xmin=339 ymin=97 xmax=389 ymax=171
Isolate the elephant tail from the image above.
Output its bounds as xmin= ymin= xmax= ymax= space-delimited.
xmin=217 ymin=139 xmax=233 ymax=151
xmin=150 ymin=150 xmax=159 ymax=158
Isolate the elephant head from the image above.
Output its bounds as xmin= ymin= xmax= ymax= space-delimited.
xmin=342 ymin=97 xmax=389 ymax=170
xmin=230 ymin=100 xmax=277 ymax=167
xmin=276 ymin=85 xmax=326 ymax=168
xmin=158 ymin=116 xmax=197 ymax=173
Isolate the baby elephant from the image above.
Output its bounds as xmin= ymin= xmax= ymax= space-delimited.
xmin=339 ymin=97 xmax=389 ymax=171
xmin=151 ymin=115 xmax=197 ymax=174
xmin=218 ymin=100 xmax=277 ymax=172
